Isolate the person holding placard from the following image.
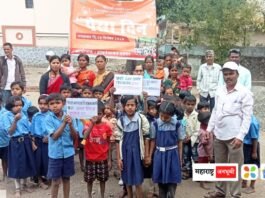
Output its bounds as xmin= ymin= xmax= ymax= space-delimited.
xmin=82 ymin=101 xmax=112 ymax=198
xmin=45 ymin=93 xmax=77 ymax=198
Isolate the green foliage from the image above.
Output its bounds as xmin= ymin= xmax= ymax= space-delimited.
xmin=156 ymin=0 xmax=261 ymax=63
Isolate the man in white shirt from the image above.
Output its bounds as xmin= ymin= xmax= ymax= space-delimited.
xmin=204 ymin=62 xmax=253 ymax=198
xmin=0 ymin=43 xmax=26 ymax=105
xmin=197 ymin=50 xmax=222 ymax=111
xmin=219 ymin=49 xmax=252 ymax=90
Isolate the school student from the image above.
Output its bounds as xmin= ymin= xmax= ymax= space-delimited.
xmin=3 ymin=96 xmax=36 ymax=197
xmin=45 ymin=93 xmax=77 ymax=198
xmin=10 ymin=81 xmax=32 ymax=116
xmin=31 ymin=95 xmax=50 ymax=189
xmin=116 ymin=95 xmax=150 ymax=198
xmin=82 ymin=101 xmax=112 ymax=198
xmin=182 ymin=95 xmax=200 ymax=179
xmin=0 ymin=93 xmax=8 ymax=182
xmin=149 ymin=101 xmax=184 ymax=198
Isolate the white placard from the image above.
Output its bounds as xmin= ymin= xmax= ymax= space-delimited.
xmin=114 ymin=74 xmax=143 ymax=95
xmin=66 ymin=98 xmax=98 ymax=119
xmin=143 ymin=79 xmax=161 ymax=96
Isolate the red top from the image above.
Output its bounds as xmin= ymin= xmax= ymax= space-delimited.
xmin=178 ymin=75 xmax=192 ymax=91
xmin=84 ymin=122 xmax=112 ymax=161
xmin=76 ymin=69 xmax=96 ymax=87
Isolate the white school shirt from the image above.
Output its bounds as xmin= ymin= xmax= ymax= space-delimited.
xmin=5 ymin=56 xmax=16 ymax=90
xmin=207 ymin=82 xmax=253 ymax=141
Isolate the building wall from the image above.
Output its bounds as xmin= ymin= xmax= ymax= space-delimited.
xmin=0 ymin=0 xmax=70 ymax=47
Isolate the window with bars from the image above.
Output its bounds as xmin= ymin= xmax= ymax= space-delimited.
xmin=25 ymin=0 xmax=34 ymax=9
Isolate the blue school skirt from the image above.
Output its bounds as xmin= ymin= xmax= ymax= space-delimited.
xmin=121 ymin=129 xmax=143 ymax=186
xmin=152 ymin=125 xmax=181 ymax=184
xmin=34 ymin=136 xmax=49 ymax=177
xmin=8 ymin=135 xmax=37 ymax=178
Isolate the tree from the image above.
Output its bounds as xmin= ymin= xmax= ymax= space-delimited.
xmin=156 ymin=0 xmax=261 ymax=63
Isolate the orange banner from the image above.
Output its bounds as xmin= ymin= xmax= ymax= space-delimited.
xmin=70 ymin=0 xmax=157 ymax=60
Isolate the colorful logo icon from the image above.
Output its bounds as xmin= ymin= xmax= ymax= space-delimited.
xmin=260 ymin=164 xmax=265 ymax=180
xmin=241 ymin=165 xmax=258 ymax=180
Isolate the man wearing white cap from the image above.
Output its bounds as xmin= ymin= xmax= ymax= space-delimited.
xmin=204 ymin=62 xmax=253 ymax=198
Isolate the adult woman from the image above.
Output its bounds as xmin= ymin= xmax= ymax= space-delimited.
xmin=163 ymin=64 xmax=180 ymax=95
xmin=93 ymin=55 xmax=114 ymax=99
xmin=143 ymin=55 xmax=155 ymax=79
xmin=39 ymin=55 xmax=70 ymax=94
xmin=76 ymin=54 xmax=96 ymax=87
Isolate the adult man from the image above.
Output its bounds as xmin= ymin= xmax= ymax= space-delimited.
xmin=205 ymin=62 xmax=253 ymax=198
xmin=0 ymin=43 xmax=26 ymax=104
xmin=219 ymin=49 xmax=252 ymax=90
xmin=197 ymin=50 xmax=222 ymax=111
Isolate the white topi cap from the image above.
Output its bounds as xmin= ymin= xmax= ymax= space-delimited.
xmin=221 ymin=61 xmax=238 ymax=71
xmin=45 ymin=50 xmax=55 ymax=56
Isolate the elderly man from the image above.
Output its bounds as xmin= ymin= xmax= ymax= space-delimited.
xmin=219 ymin=49 xmax=252 ymax=90
xmin=0 ymin=42 xmax=26 ymax=104
xmin=197 ymin=50 xmax=222 ymax=111
xmin=205 ymin=61 xmax=253 ymax=198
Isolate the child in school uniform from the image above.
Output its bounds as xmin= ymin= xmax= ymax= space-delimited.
xmin=3 ymin=96 xmax=36 ymax=197
xmin=197 ymin=101 xmax=213 ymax=190
xmin=116 ymin=95 xmax=150 ymax=198
xmin=242 ymin=115 xmax=260 ymax=194
xmin=60 ymin=84 xmax=72 ymax=104
xmin=30 ymin=95 xmax=50 ymax=189
xmin=82 ymin=101 xmax=112 ymax=198
xmin=0 ymin=93 xmax=9 ymax=182
xmin=149 ymin=101 xmax=184 ymax=198
xmin=45 ymin=93 xmax=77 ymax=198
xmin=10 ymin=81 xmax=32 ymax=116
xmin=182 ymin=95 xmax=200 ymax=179
xmin=143 ymin=97 xmax=159 ymax=197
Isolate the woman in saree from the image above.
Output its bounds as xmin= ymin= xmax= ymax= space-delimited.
xmin=76 ymin=54 xmax=96 ymax=87
xmin=39 ymin=55 xmax=70 ymax=94
xmin=93 ymin=55 xmax=114 ymax=100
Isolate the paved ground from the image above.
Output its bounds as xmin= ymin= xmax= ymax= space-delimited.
xmin=0 ymin=67 xmax=264 ymax=197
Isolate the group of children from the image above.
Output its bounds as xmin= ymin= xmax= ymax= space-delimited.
xmin=0 ymin=53 xmax=261 ymax=198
